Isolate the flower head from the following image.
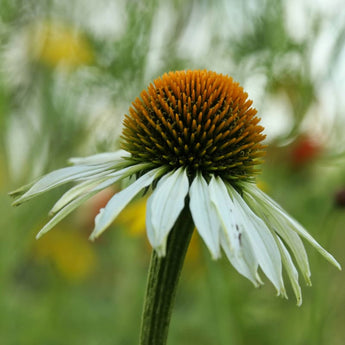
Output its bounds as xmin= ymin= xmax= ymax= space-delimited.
xmin=122 ymin=70 xmax=266 ymax=181
xmin=10 ymin=70 xmax=340 ymax=305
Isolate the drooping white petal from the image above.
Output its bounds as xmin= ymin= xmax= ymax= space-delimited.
xmin=243 ymin=188 xmax=312 ymax=285
xmin=276 ymin=237 xmax=302 ymax=306
xmin=50 ymin=164 xmax=145 ymax=214
xmin=189 ymin=174 xmax=221 ymax=259
xmin=36 ymin=165 xmax=145 ymax=238
xmin=9 ymin=180 xmax=37 ymax=198
xmin=146 ymin=168 xmax=189 ymax=257
xmin=36 ymin=192 xmax=98 ymax=239
xmin=286 ymin=215 xmax=341 ymax=270
xmin=69 ymin=150 xmax=130 ymax=165
xmin=209 ymin=177 xmax=241 ymax=254
xmin=209 ymin=176 xmax=260 ymax=286
xmin=220 ymin=229 xmax=262 ymax=286
xmin=72 ymin=169 xmax=115 ymax=182
xmin=50 ymin=179 xmax=106 ymax=215
xmin=11 ymin=164 xmax=113 ymax=206
xmin=145 ymin=194 xmax=155 ymax=248
xmin=227 ymin=184 xmax=285 ymax=296
xmin=244 ymin=183 xmax=341 ymax=271
xmin=89 ymin=168 xmax=161 ymax=241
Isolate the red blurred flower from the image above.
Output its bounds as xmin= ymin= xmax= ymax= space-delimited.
xmin=290 ymin=136 xmax=322 ymax=168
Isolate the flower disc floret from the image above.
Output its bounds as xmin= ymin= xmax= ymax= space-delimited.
xmin=121 ymin=70 xmax=266 ymax=181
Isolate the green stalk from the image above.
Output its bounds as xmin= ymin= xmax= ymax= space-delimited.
xmin=139 ymin=205 xmax=194 ymax=345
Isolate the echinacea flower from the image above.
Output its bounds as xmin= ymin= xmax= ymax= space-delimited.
xmin=10 ymin=70 xmax=340 ymax=306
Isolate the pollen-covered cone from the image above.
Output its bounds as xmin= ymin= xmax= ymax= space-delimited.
xmin=122 ymin=70 xmax=266 ymax=181
xmin=10 ymin=70 xmax=340 ymax=305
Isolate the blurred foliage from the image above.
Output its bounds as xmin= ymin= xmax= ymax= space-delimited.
xmin=1 ymin=0 xmax=345 ymax=344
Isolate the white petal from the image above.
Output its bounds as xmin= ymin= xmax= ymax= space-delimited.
xmin=105 ymin=163 xmax=149 ymax=177
xmin=189 ymin=174 xmax=221 ymax=259
xmin=228 ymin=185 xmax=285 ymax=295
xmin=145 ymin=195 xmax=155 ymax=250
xmin=9 ymin=180 xmax=37 ymax=198
xmin=146 ymin=168 xmax=189 ymax=257
xmin=209 ymin=176 xmax=260 ymax=286
xmin=50 ymin=164 xmax=145 ymax=214
xmin=286 ymin=216 xmax=341 ymax=269
xmin=10 ymin=150 xmax=130 ymax=204
xmin=50 ymin=179 xmax=106 ymax=214
xmin=209 ymin=177 xmax=241 ymax=254
xmin=276 ymin=237 xmax=302 ymax=306
xmin=244 ymin=184 xmax=341 ymax=271
xmin=72 ymin=169 xmax=115 ymax=182
xmin=89 ymin=168 xmax=161 ymax=240
xmin=36 ymin=192 xmax=98 ymax=239
xmin=220 ymin=229 xmax=262 ymax=286
xmin=12 ymin=165 xmax=112 ymax=206
xmin=69 ymin=150 xmax=130 ymax=165
xmin=35 ymin=165 xmax=144 ymax=238
xmin=243 ymin=188 xmax=312 ymax=285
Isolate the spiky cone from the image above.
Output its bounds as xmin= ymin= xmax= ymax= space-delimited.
xmin=122 ymin=70 xmax=266 ymax=182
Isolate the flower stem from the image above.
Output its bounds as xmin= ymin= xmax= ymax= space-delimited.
xmin=139 ymin=205 xmax=194 ymax=345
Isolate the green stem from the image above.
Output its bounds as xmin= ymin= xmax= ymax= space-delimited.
xmin=139 ymin=205 xmax=194 ymax=345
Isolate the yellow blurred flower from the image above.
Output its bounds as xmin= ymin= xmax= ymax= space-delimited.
xmin=30 ymin=21 xmax=93 ymax=68
xmin=117 ymin=198 xmax=147 ymax=237
xmin=33 ymin=226 xmax=97 ymax=282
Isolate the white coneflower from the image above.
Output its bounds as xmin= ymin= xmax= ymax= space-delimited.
xmin=11 ymin=70 xmax=340 ymax=345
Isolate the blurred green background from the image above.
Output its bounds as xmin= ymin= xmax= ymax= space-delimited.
xmin=1 ymin=0 xmax=345 ymax=344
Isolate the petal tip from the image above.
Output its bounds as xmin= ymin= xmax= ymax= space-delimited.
xmin=334 ymin=261 xmax=342 ymax=271
xmin=277 ymin=286 xmax=287 ymax=299
xmin=304 ymin=273 xmax=312 ymax=286
xmin=35 ymin=231 xmax=43 ymax=240
xmin=8 ymin=191 xmax=18 ymax=199
xmin=89 ymin=232 xmax=98 ymax=242
xmin=252 ymin=280 xmax=262 ymax=288
xmin=210 ymin=250 xmax=221 ymax=260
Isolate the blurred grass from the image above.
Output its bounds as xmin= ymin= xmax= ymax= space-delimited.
xmin=1 ymin=0 xmax=345 ymax=344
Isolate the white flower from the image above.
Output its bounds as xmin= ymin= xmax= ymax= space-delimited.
xmin=10 ymin=149 xmax=340 ymax=306
xmin=10 ymin=70 xmax=341 ymax=305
